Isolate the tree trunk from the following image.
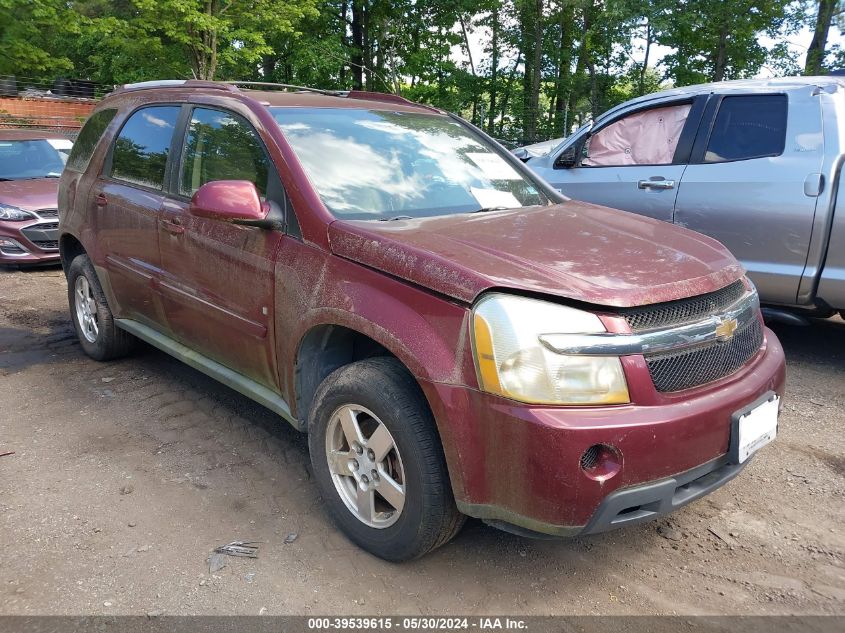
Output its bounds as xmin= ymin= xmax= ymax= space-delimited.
xmin=363 ymin=1 xmax=373 ymax=91
xmin=340 ymin=0 xmax=349 ymax=84
xmin=500 ymin=51 xmax=523 ymax=138
xmin=459 ymin=14 xmax=479 ymax=125
xmin=351 ymin=0 xmax=364 ymax=90
xmin=521 ymin=7 xmax=534 ymax=143
xmin=487 ymin=8 xmax=499 ymax=134
xmin=806 ymin=0 xmax=837 ymax=75
xmin=712 ymin=22 xmax=728 ymax=81
xmin=553 ymin=2 xmax=574 ymax=137
xmin=567 ymin=2 xmax=590 ymax=126
xmin=262 ymin=55 xmax=276 ymax=80
xmin=639 ymin=20 xmax=651 ymax=95
xmin=529 ymin=0 xmax=543 ymax=141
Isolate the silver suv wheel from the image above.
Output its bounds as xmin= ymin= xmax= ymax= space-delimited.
xmin=325 ymin=404 xmax=406 ymax=529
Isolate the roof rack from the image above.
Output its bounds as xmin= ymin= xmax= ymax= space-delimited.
xmin=223 ymin=81 xmax=348 ymax=96
xmin=114 ymin=79 xmax=238 ymax=94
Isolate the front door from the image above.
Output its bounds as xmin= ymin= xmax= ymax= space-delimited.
xmin=157 ymin=106 xmax=285 ymax=389
xmin=541 ymin=98 xmax=706 ymax=222
xmin=92 ymin=105 xmax=181 ymax=327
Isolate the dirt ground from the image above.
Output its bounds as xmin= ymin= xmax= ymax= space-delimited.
xmin=0 ymin=264 xmax=843 ymax=616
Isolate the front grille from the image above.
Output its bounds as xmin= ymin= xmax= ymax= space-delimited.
xmin=35 ymin=221 xmax=58 ymax=230
xmin=645 ymin=317 xmax=764 ymax=392
xmin=622 ymin=280 xmax=746 ymax=332
xmin=33 ymin=240 xmax=58 ymax=250
xmin=35 ymin=208 xmax=58 ymax=219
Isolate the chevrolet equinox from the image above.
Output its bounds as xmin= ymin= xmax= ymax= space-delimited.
xmin=58 ymin=80 xmax=786 ymax=561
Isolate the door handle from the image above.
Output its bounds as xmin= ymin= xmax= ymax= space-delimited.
xmin=162 ymin=218 xmax=184 ymax=235
xmin=95 ymin=193 xmax=108 ymax=207
xmin=638 ymin=179 xmax=675 ymax=190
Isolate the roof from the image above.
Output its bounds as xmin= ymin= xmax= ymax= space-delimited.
xmin=596 ymin=76 xmax=845 ymax=124
xmin=109 ymin=80 xmax=441 ymax=114
xmin=0 ymin=129 xmax=73 ymax=141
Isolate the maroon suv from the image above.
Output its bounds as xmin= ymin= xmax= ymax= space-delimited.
xmin=58 ymin=80 xmax=786 ymax=561
xmin=0 ymin=130 xmax=69 ymax=264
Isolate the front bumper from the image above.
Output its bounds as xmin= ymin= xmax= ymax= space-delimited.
xmin=0 ymin=219 xmax=60 ymax=264
xmin=420 ymin=327 xmax=786 ymax=536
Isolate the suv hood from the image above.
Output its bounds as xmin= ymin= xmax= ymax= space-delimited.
xmin=328 ymin=202 xmax=744 ymax=308
xmin=0 ymin=178 xmax=59 ymax=211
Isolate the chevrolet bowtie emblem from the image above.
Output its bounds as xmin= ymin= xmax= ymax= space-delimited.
xmin=715 ymin=317 xmax=738 ymax=341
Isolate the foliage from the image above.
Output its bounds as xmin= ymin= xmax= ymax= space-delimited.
xmin=0 ymin=0 xmax=837 ymax=143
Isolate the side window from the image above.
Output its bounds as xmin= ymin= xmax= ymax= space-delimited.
xmin=179 ymin=108 xmax=269 ymax=197
xmin=704 ymin=95 xmax=787 ymax=163
xmin=110 ymin=106 xmax=180 ymax=190
xmin=67 ymin=108 xmax=117 ymax=172
xmin=582 ymin=103 xmax=692 ymax=167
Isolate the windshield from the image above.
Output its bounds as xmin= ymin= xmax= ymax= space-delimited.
xmin=271 ymin=108 xmax=550 ymax=220
xmin=0 ymin=139 xmax=67 ymax=180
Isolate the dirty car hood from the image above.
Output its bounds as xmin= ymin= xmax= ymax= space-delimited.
xmin=327 ymin=203 xmax=744 ymax=308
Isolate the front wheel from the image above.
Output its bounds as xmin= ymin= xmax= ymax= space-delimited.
xmin=308 ymin=357 xmax=464 ymax=561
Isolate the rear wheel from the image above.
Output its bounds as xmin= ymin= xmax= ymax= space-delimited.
xmin=308 ymin=357 xmax=464 ymax=561
xmin=67 ymin=254 xmax=135 ymax=361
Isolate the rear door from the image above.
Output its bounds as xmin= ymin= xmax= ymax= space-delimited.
xmin=157 ymin=105 xmax=286 ymax=390
xmin=674 ymin=90 xmax=824 ymax=304
xmin=90 ymin=105 xmax=181 ymax=326
xmin=537 ymin=96 xmax=707 ymax=222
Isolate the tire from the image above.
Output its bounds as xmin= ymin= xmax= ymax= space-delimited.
xmin=308 ymin=357 xmax=465 ymax=561
xmin=67 ymin=254 xmax=135 ymax=361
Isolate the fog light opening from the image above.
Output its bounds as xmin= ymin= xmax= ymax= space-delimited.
xmin=580 ymin=444 xmax=622 ymax=482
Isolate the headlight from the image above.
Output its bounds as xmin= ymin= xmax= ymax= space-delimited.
xmin=472 ymin=293 xmax=629 ymax=405
xmin=0 ymin=204 xmax=34 ymax=221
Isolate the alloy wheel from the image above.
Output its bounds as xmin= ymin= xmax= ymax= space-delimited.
xmin=325 ymin=404 xmax=406 ymax=529
xmin=74 ymin=275 xmax=99 ymax=343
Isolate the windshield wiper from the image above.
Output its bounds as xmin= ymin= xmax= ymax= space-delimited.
xmin=468 ymin=206 xmax=511 ymax=214
xmin=379 ymin=215 xmax=413 ymax=221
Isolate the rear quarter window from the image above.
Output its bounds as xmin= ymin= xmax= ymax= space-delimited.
xmin=66 ymin=108 xmax=117 ymax=172
xmin=704 ymin=95 xmax=787 ymax=163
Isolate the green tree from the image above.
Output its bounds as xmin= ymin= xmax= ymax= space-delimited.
xmin=0 ymin=0 xmax=79 ymax=76
xmin=805 ymin=0 xmax=844 ymax=74
xmin=653 ymin=0 xmax=791 ymax=84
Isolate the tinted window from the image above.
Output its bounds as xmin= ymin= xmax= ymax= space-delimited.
xmin=111 ymin=106 xmax=180 ymax=189
xmin=704 ymin=95 xmax=787 ymax=163
xmin=179 ymin=108 xmax=269 ymax=197
xmin=67 ymin=108 xmax=116 ymax=172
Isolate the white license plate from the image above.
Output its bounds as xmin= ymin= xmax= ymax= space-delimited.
xmin=737 ymin=396 xmax=779 ymax=463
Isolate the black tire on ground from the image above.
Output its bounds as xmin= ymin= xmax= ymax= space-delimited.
xmin=308 ymin=357 xmax=465 ymax=561
xmin=66 ymin=254 xmax=135 ymax=361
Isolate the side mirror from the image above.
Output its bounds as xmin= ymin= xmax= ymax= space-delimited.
xmin=190 ymin=180 xmax=269 ymax=223
xmin=554 ymin=145 xmax=579 ymax=169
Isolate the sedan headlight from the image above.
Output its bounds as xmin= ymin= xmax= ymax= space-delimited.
xmin=0 ymin=203 xmax=35 ymax=221
xmin=472 ymin=293 xmax=629 ymax=405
